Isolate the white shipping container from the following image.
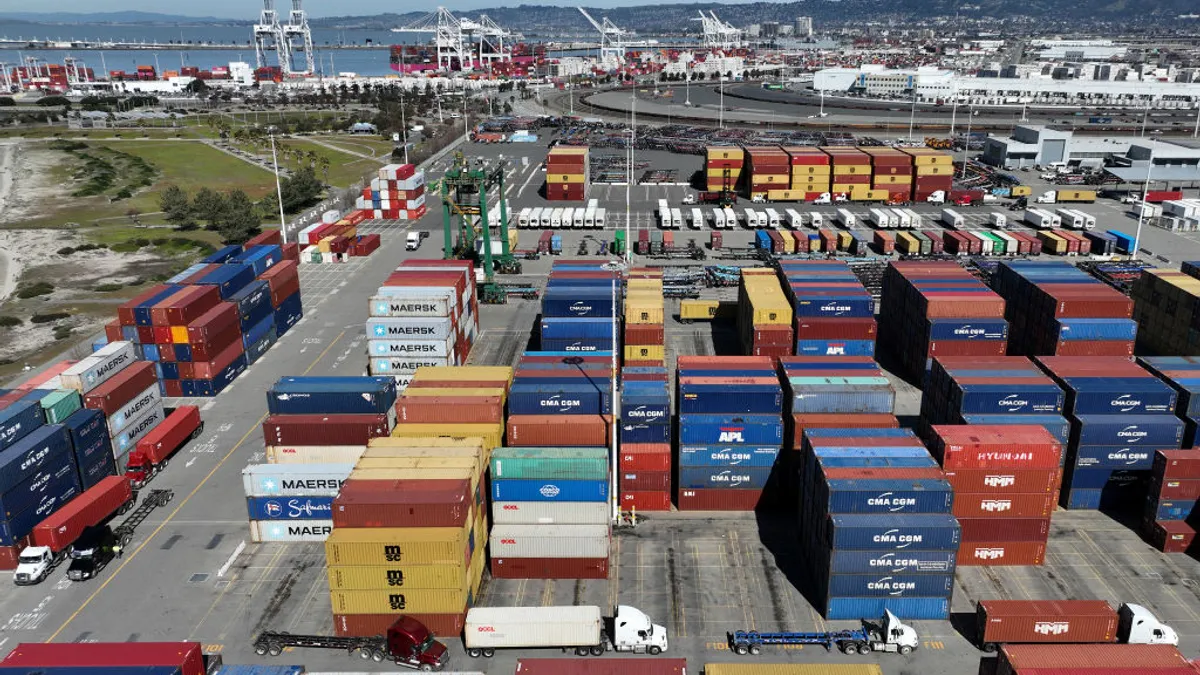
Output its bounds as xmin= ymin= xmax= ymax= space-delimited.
xmin=242 ymin=463 xmax=355 ymax=498
xmin=490 ymin=501 xmax=610 ymax=525
xmin=464 ymin=606 xmax=602 ymax=650
xmin=322 ymin=210 xmax=341 ymax=224
xmin=266 ymin=445 xmax=369 ymax=464
xmin=60 ymin=341 xmax=137 ymax=393
xmin=369 ymin=336 xmax=454 ymax=359
xmin=372 ymin=286 xmax=460 ymax=311
xmin=369 ymin=356 xmax=452 ymax=374
xmin=369 ymin=295 xmax=454 ymax=318
xmin=488 ymin=524 xmax=610 ymax=558
xmin=111 ymin=401 xmax=165 ymax=456
xmin=106 ymin=384 xmax=162 ymax=437
xmin=250 ymin=520 xmax=334 ymax=543
xmin=785 ymin=209 xmax=802 ymax=229
xmin=366 ymin=317 xmax=453 ymax=341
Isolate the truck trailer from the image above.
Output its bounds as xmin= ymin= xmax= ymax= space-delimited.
xmin=975 ymin=600 xmax=1177 ymax=653
xmin=254 ymin=615 xmax=449 ymax=669
xmin=463 ymin=605 xmax=668 ymax=657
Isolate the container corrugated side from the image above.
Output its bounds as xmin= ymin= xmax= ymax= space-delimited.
xmin=997 ymin=643 xmax=1187 ymax=674
xmin=491 ymin=447 xmax=609 ymax=480
xmin=469 ymin=606 xmax=602 ymax=649
xmin=489 ymin=523 xmax=610 ymax=558
xmin=825 ymin=596 xmax=949 ymax=620
xmin=327 ymin=560 xmax=471 ymax=590
xmin=703 ymin=666 xmax=882 ymax=675
xmin=514 ymin=659 xmax=687 ymax=675
xmin=0 ymin=643 xmax=204 ymax=675
xmin=330 ymin=588 xmax=470 ymax=614
xmin=490 ymin=501 xmax=609 ymax=525
xmin=265 ymin=445 xmax=367 ymax=464
xmin=325 ymin=516 xmax=483 ymax=566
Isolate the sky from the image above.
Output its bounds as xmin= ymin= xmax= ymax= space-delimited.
xmin=15 ymin=0 xmax=741 ymax=18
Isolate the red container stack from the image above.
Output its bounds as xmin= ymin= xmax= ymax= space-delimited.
xmin=738 ymin=267 xmax=794 ymax=358
xmin=545 ymin=147 xmax=589 ymax=201
xmin=0 ymin=642 xmax=205 ymax=675
xmin=619 ymin=359 xmax=672 ymax=512
xmin=930 ymin=425 xmax=1064 ymax=566
xmin=356 ymin=163 xmax=427 ymax=220
xmin=861 ymin=146 xmax=914 ymax=202
xmin=1142 ymin=449 xmax=1200 ymax=553
xmin=744 ymin=146 xmax=791 ymax=199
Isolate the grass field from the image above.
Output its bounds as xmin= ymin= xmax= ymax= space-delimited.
xmin=277 ymin=138 xmax=382 ymax=187
xmin=319 ymin=136 xmax=398 ymax=158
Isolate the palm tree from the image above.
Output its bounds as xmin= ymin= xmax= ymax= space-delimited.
xmin=318 ymin=155 xmax=330 ymax=184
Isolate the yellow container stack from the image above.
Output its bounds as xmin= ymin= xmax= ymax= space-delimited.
xmin=738 ymin=268 xmax=794 ymax=357
xmin=625 ymin=269 xmax=666 ymax=366
xmin=705 ymin=146 xmax=744 ymax=193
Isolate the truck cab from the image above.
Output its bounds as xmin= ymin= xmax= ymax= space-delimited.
xmin=611 ymin=605 xmax=669 ymax=654
xmin=387 ymin=615 xmax=449 ymax=670
xmin=876 ymin=610 xmax=920 ymax=654
xmin=123 ymin=451 xmax=156 ymax=488
xmin=13 ymin=546 xmax=59 ymax=586
xmin=1118 ymin=603 xmax=1178 ymax=645
xmin=406 ymin=232 xmax=421 ymax=250
xmin=67 ymin=525 xmax=119 ymax=582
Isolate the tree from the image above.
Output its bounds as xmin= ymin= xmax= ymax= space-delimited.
xmin=159 ymin=184 xmax=194 ymax=229
xmin=217 ymin=190 xmax=262 ymax=244
xmin=318 ymin=155 xmax=330 ymax=183
xmin=279 ymin=165 xmax=323 ymax=213
xmin=192 ymin=187 xmax=227 ymax=229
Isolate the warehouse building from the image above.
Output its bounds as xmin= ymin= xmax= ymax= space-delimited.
xmin=980 ymin=125 xmax=1200 ymax=184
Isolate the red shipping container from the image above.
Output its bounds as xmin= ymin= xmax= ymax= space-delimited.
xmin=150 ymin=285 xmax=220 ymax=326
xmin=794 ymin=318 xmax=877 ymax=340
xmin=332 ymin=479 xmax=473 ymax=529
xmin=874 ymin=231 xmax=895 ymax=254
xmin=262 ymin=413 xmax=389 ymax=446
xmin=620 ymin=471 xmax=670 ymax=491
xmin=1052 ymin=340 xmax=1134 ymax=357
xmin=398 ymin=396 xmax=503 ymax=424
xmin=507 ymin=415 xmax=609 ymax=447
xmin=104 ymin=321 xmax=123 ymax=343
xmin=152 ymin=325 xmax=172 ymax=344
xmin=952 ymin=492 xmax=1057 ymax=518
xmin=163 ymin=379 xmax=183 ymax=397
xmin=624 ymin=360 xmax=664 ymax=368
xmin=942 ymin=468 xmax=1062 ymax=493
xmin=31 ymin=476 xmax=132 ymax=552
xmin=676 ymin=488 xmax=762 ymax=511
xmin=1144 ymin=519 xmax=1196 ymax=553
xmin=259 ymin=259 xmax=300 ymax=298
xmin=625 ymin=325 xmax=665 ymax=345
xmin=334 ymin=612 xmax=465 ymax=638
xmin=998 ymin=644 xmax=1187 ymax=675
xmin=186 ymin=302 xmax=239 ymax=343
xmin=978 ymin=600 xmax=1117 ymax=648
xmin=931 ymin=425 xmax=1062 ymax=469
xmin=281 ymin=242 xmax=300 ymax=264
xmin=177 ymin=362 xmax=195 ymax=380
xmin=135 ymin=406 xmax=201 ymax=464
xmin=620 ymin=444 xmax=672 ymax=472
xmin=748 ymin=344 xmax=791 ymax=358
xmin=136 ymin=325 xmax=155 ymax=344
xmin=191 ymin=341 xmax=245 ymax=380
xmin=1152 ymin=477 xmax=1200 ymax=500
xmin=957 ymin=540 xmax=1046 ymax=566
xmin=189 ymin=322 xmax=242 ymax=362
xmin=0 ymin=642 xmax=204 ymax=675
xmin=83 ymin=361 xmax=157 ymax=415
xmin=490 ymin=557 xmax=608 ymax=579
xmin=677 ymin=356 xmax=776 ymax=368
xmin=244 ymin=229 xmax=283 ymax=248
xmin=0 ymin=537 xmax=27 ymax=571
xmin=620 ymin=491 xmax=672 ymax=511
xmin=748 ymin=325 xmax=793 ymax=346
xmin=792 ymin=414 xmax=899 ymax=446
xmin=959 ymin=517 xmax=1050 ymax=542
xmin=117 ymin=284 xmax=174 ymax=325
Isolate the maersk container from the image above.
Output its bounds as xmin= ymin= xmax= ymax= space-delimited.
xmin=678 ymin=466 xmax=773 ymax=490
xmin=0 ymin=463 xmax=79 ymax=520
xmin=491 ymin=501 xmax=609 ymax=525
xmin=267 ymin=376 xmax=397 ymax=416
xmin=828 ymin=514 xmax=961 ymax=551
xmin=369 ymin=337 xmax=454 ymax=358
xmin=0 ymin=424 xmax=72 ymax=494
xmin=1071 ymin=414 xmax=1184 ymax=447
xmin=825 ymin=596 xmax=949 ymax=620
xmin=961 ymin=414 xmax=1071 ymax=446
xmin=619 ymin=423 xmax=671 ymax=444
xmin=249 ymin=520 xmax=332 ymax=542
xmin=795 ymin=340 xmax=877 ymax=357
xmin=540 ymin=318 xmax=613 ymax=340
xmin=788 ymin=379 xmax=895 ymax=414
xmin=366 ymin=317 xmax=452 ymax=341
xmin=488 ymin=524 xmax=610 ymax=559
xmin=491 ymin=447 xmax=609 ymax=480
xmin=540 ymin=337 xmax=615 ymax=352
xmin=507 ymin=384 xmax=612 ymax=416
xmin=951 ymin=386 xmax=1065 ymax=415
xmin=369 ymin=294 xmax=453 ymax=318
xmin=926 ymin=319 xmax=1009 ymax=341
xmin=679 ymin=445 xmax=780 ymax=468
xmin=111 ymin=402 xmax=165 ymax=455
xmin=679 ymin=384 xmax=782 ymax=414
xmin=1057 ymin=377 xmax=1177 ymax=415
xmin=679 ymin=415 xmax=784 ymax=445
xmin=818 ymin=479 xmax=954 ymax=515
xmin=491 ymin=479 xmax=609 ymax=502
xmin=829 ymin=549 xmax=956 ymax=575
xmin=826 ymin=572 xmax=956 ymax=597
xmin=0 ymin=399 xmax=44 ymax=452
xmin=242 ymin=463 xmax=354 ymax=497
xmin=1054 ymin=318 xmax=1138 ymax=341
xmin=1071 ymin=445 xmax=1154 ymax=470
xmin=59 ymin=341 xmax=138 ymax=393
xmin=246 ymin=495 xmax=334 ymax=521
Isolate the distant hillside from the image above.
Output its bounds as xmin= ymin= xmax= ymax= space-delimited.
xmin=0 ymin=11 xmax=239 ymax=25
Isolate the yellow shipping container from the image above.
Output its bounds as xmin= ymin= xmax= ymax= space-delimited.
xmin=401 ymin=387 xmax=508 ymax=399
xmin=831 ymin=183 xmax=856 ymax=193
xmin=549 ymin=147 xmax=589 ymax=157
xmin=170 ymin=326 xmax=190 ymax=344
xmin=1056 ymin=190 xmax=1097 ymax=202
xmin=626 ymin=305 xmax=665 ymax=325
xmin=327 ymin=547 xmax=484 ymax=591
xmin=411 ymin=366 xmax=513 ymax=383
xmin=837 ymin=231 xmax=853 ymax=250
xmin=330 ymin=587 xmax=470 ymax=615
xmin=779 ymin=231 xmax=796 ymax=251
xmin=915 ymin=165 xmax=954 ymax=177
xmin=705 ymin=665 xmax=882 ymax=675
xmin=849 ymin=190 xmax=888 ymax=201
xmin=325 ymin=515 xmax=484 ymax=566
xmin=767 ymin=190 xmax=807 ymax=201
xmin=808 ymin=236 xmax=821 ymax=253
xmin=1038 ymin=231 xmax=1068 ymax=255
xmin=1011 ymin=185 xmax=1032 ymax=197
xmin=362 ymin=445 xmax=483 ymax=461
xmin=508 ymin=229 xmax=519 ymax=250
xmin=624 ymin=345 xmax=665 ymax=361
xmin=390 ymin=423 xmax=503 ymax=450
xmin=679 ymin=299 xmax=737 ymax=321
xmin=548 ymin=173 xmax=586 ymax=184
xmin=627 ymin=279 xmax=662 ymax=290
xmin=791 ymin=165 xmax=831 ymax=176
xmin=832 ymin=165 xmax=870 ymax=176
xmin=379 ymin=436 xmax=490 ymax=448
xmin=872 ymin=175 xmax=913 ymax=185
xmin=896 ymin=231 xmax=921 ymax=254
xmin=907 ymin=154 xmax=952 ymax=166
xmin=706 ymin=147 xmax=744 ymax=160
xmin=707 ymin=167 xmax=743 ymax=177
xmin=751 ymin=173 xmax=790 ymax=184
xmin=318 ymin=236 xmax=337 ymax=253
xmin=353 ymin=456 xmax=480 ymax=472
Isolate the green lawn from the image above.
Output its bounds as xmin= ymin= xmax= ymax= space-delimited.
xmin=279 ymin=138 xmax=382 ymax=187
xmin=320 ymin=136 xmax=397 ymax=158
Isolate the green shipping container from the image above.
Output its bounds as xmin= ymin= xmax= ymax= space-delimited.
xmin=490 ymin=447 xmax=609 ymax=480
xmin=41 ymin=389 xmax=82 ymax=424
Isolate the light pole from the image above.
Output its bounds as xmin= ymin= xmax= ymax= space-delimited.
xmin=268 ymin=127 xmax=288 ymax=244
xmin=949 ymin=90 xmax=958 ymax=138
xmin=1133 ymin=136 xmax=1157 ymax=260
xmin=1193 ymin=101 xmax=1199 ymax=138
xmin=718 ymin=77 xmax=724 ymax=129
xmin=907 ymin=87 xmax=917 ymax=142
xmin=684 ymin=61 xmax=691 ymax=106
xmin=626 ymin=91 xmax=635 ymax=266
xmin=399 ymin=84 xmax=409 ymax=164
xmin=960 ymin=105 xmax=973 ymax=180
xmin=1140 ymin=101 xmax=1149 ymax=137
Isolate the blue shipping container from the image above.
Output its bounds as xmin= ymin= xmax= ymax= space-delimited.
xmin=540 ymin=317 xmax=613 ymax=340
xmin=951 ymin=386 xmax=1064 ymax=415
xmin=1071 ymin=445 xmax=1155 ymax=470
xmin=792 ymin=296 xmax=875 ymax=318
xmin=818 ymin=479 xmax=954 ymax=515
xmin=268 ymin=376 xmax=397 ymax=416
xmin=230 ymin=280 xmax=275 ymax=332
xmin=246 ymin=330 xmax=279 ymax=365
xmin=541 ymin=290 xmax=619 ymax=318
xmin=1150 ymin=498 xmax=1195 ymax=521
xmin=825 ymin=572 xmax=955 ymax=598
xmin=1059 ymin=377 xmax=1177 ymax=415
xmin=169 ymin=262 xmax=212 ymax=283
xmin=789 ymin=385 xmax=894 ymax=415
xmin=243 ymin=314 xmax=277 ymax=351
xmin=247 ymin=495 xmax=335 ymax=520
xmin=828 ymin=549 xmax=956 ymax=575
xmin=1064 ymin=483 xmax=1147 ymax=511
xmin=1064 ymin=467 xmax=1146 ymax=491
xmin=678 ymin=446 xmax=780 ymax=468
xmin=540 ymin=337 xmax=615 ymax=352
xmin=618 ymin=423 xmax=671 ymax=444
xmin=133 ymin=284 xmax=183 ymax=325
xmin=196 ymin=264 xmax=256 ymax=300
xmin=79 ymin=451 xmax=117 ymax=490
xmin=794 ymin=340 xmax=876 ymax=357
xmin=1072 ymin=414 xmax=1184 ymax=447
xmin=0 ymin=477 xmax=77 ymax=546
xmin=0 ymin=425 xmax=71 ymax=493
xmin=491 ymin=479 xmax=609 ymax=502
xmin=960 ymin=414 xmax=1071 ymax=446
xmin=621 ymin=401 xmax=670 ymax=422
xmin=1054 ymin=318 xmax=1137 ymax=342
xmin=678 ymin=466 xmax=773 ymax=490
xmin=824 ymin=596 xmax=949 ymax=621
xmin=678 ymin=415 xmax=784 ymax=445
xmin=679 ymin=384 xmax=782 ymax=414
xmin=827 ymin=514 xmax=961 ymax=551
xmin=214 ymin=666 xmax=305 ymax=675
xmin=818 ymin=456 xmax=940 ymax=470
xmin=508 ymin=384 xmax=612 ymax=416
xmin=0 ymin=398 xmax=45 ymax=452
xmin=274 ymin=292 xmax=303 ymax=334
xmin=234 ymin=245 xmax=284 ymax=277
xmin=926 ymin=318 xmax=1009 ymax=341
xmin=202 ymin=245 xmax=243 ymax=264
xmin=63 ymin=408 xmax=107 ymax=448
xmin=71 ymin=431 xmax=113 ymax=468
xmin=0 ymin=460 xmax=80 ymax=520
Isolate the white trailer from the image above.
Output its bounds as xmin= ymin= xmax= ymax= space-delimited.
xmin=538 ymin=208 xmax=552 ymax=228
xmin=834 ymin=208 xmax=856 ymax=229
xmin=713 ymin=209 xmax=726 ymax=230
xmin=463 ymin=605 xmax=668 ymax=657
xmin=1055 ymin=208 xmax=1085 ymax=230
xmin=1024 ymin=208 xmax=1054 ymax=229
xmin=690 ymin=207 xmax=704 ymax=230
xmin=573 ymin=208 xmax=586 ymax=228
xmin=994 ymin=231 xmax=1019 ymax=255
xmin=890 ymin=208 xmax=912 ymax=229
xmin=550 ymin=208 xmax=564 ymax=229
xmin=517 ymin=207 xmax=532 ymax=229
xmin=723 ymin=207 xmax=738 ymax=230
xmin=866 ymin=208 xmax=893 ymax=229
xmin=765 ymin=208 xmax=782 ymax=229
xmin=588 ymin=198 xmax=599 ymax=210
xmin=785 ymin=208 xmax=803 ymax=229
xmin=671 ymin=208 xmax=684 ymax=230
xmin=904 ymin=209 xmax=923 ymax=229
xmin=595 ymin=208 xmax=607 ymax=228
xmin=810 ymin=212 xmax=825 ymax=228
xmin=989 ymin=212 xmax=1008 ymax=229
xmin=1078 ymin=211 xmax=1096 ymax=230
xmin=941 ymin=208 xmax=965 ymax=229
xmin=743 ymin=209 xmax=759 ymax=229
xmin=583 ymin=208 xmax=596 ymax=228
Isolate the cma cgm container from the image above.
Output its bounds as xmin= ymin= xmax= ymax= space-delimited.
xmin=975 ymin=600 xmax=1117 ymax=651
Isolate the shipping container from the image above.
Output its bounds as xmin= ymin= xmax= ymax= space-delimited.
xmin=0 ymin=643 xmax=204 ymax=675
xmin=976 ymin=600 xmax=1117 ymax=648
xmin=997 ymin=643 xmax=1187 ymax=674
xmin=490 ymin=556 xmax=609 ymax=579
xmin=242 ymin=463 xmax=353 ymax=497
xmin=515 ymin=660 xmax=686 ymax=675
xmin=248 ymin=520 xmax=332 ymax=542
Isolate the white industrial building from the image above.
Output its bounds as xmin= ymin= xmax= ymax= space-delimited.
xmin=812 ymin=65 xmax=1200 ymax=108
xmin=981 ymin=125 xmax=1200 ymax=183
xmin=794 ymin=17 xmax=813 ymax=38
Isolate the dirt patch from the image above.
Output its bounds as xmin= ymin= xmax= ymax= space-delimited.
xmin=0 ymin=144 xmax=63 ymax=226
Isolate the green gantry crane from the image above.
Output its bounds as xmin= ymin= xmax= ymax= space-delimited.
xmin=439 ymin=152 xmax=522 ymax=304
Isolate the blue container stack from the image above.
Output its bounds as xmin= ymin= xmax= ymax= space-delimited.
xmin=618 ymin=365 xmax=673 ymax=512
xmin=798 ymin=427 xmax=959 ymax=620
xmin=778 ymin=260 xmax=877 ymax=358
xmin=676 ymin=356 xmax=784 ymax=511
xmin=921 ymin=356 xmax=1070 ymax=447
xmin=1037 ymin=356 xmax=1183 ymax=511
xmin=539 ymin=262 xmax=622 ymax=353
xmin=1141 ymin=356 xmax=1200 ymax=447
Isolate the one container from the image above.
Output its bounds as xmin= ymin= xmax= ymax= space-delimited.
xmin=0 ymin=643 xmax=204 ymax=675
xmin=976 ymin=599 xmax=1117 ymax=648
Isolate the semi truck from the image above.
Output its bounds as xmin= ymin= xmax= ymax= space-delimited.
xmin=254 ymin=615 xmax=449 ymax=670
xmin=463 ymin=605 xmax=668 ymax=657
xmin=941 ymin=208 xmax=965 ymax=229
xmin=728 ymin=611 xmax=918 ymax=656
xmin=124 ymin=405 xmax=204 ymax=488
xmin=1035 ymin=190 xmax=1097 ymax=204
xmin=975 ymin=600 xmax=1177 ymax=653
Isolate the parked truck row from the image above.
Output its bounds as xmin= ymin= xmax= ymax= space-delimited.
xmin=516 ymin=203 xmax=607 ymax=229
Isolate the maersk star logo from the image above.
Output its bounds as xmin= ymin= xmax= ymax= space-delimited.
xmin=376 ymin=361 xmax=391 ymax=371
xmin=373 ymin=325 xmax=387 ymax=337
xmin=86 ymin=372 xmax=96 ymax=383
xmin=373 ymin=343 xmax=388 ymax=355
xmin=268 ymin=524 xmax=284 ymax=538
xmin=259 ymin=478 xmax=279 ymax=493
xmin=375 ymin=302 xmax=389 ymax=314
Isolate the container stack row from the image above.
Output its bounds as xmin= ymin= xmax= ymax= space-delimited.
xmin=490 ymin=446 xmax=611 ymax=580
xmin=823 ymin=146 xmax=886 ymax=203
xmin=861 ymin=146 xmax=916 ymax=204
xmin=68 ymin=346 xmax=166 ymax=473
xmin=798 ymin=427 xmax=959 ymax=620
xmin=508 ymin=352 xmax=612 ymax=448
xmin=1131 ymin=267 xmax=1200 ymax=355
xmin=619 ymin=365 xmax=672 ymax=512
xmin=624 ymin=268 xmax=665 ymax=367
xmin=368 ymin=260 xmax=479 ymax=389
xmin=742 ymin=146 xmax=791 ymax=201
xmin=1037 ymin=356 xmax=1183 ymax=511
xmin=778 ymin=260 xmax=876 ymax=358
xmin=902 ymin=146 xmax=955 ymax=202
xmin=545 ymin=146 xmax=589 ymax=202
xmin=1142 ymin=450 xmax=1200 ymax=553
xmin=390 ymin=365 xmax=510 ymax=452
xmin=995 ymin=643 xmax=1192 ymax=675
xmin=877 ymin=261 xmax=1008 ymax=383
xmin=677 ymin=356 xmax=784 ymax=511
xmin=297 ymin=210 xmax=374 ymax=263
xmin=768 ymin=145 xmax=831 ymax=202
xmin=930 ymin=425 xmax=1063 ymax=566
xmin=920 ymin=356 xmax=1070 ymax=448
xmin=992 ymin=260 xmax=1137 ymax=357
xmin=107 ymin=235 xmax=302 ymax=397
xmin=1142 ymin=356 xmax=1200 ymax=447
xmin=738 ymin=267 xmax=793 ymax=357
xmin=0 ymin=641 xmax=213 ymax=675
xmin=781 ymin=355 xmax=898 ymax=456
xmin=704 ymin=146 xmax=743 ymax=193
xmin=355 ymin=163 xmax=427 ymax=220
xmin=540 ymin=261 xmax=621 ymax=353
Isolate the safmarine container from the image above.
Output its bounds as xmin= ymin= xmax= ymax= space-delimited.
xmin=246 ymin=495 xmax=334 ymax=520
xmin=267 ymin=376 xmax=397 ymax=416
xmin=828 ymin=549 xmax=956 ymax=575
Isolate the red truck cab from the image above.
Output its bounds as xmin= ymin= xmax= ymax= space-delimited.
xmin=125 ymin=406 xmax=203 ymax=487
xmin=388 ymin=616 xmax=449 ymax=670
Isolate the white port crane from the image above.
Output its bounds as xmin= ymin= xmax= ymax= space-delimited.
xmin=694 ymin=10 xmax=743 ymax=49
xmin=282 ymin=0 xmax=315 ymax=76
xmin=253 ymin=0 xmax=289 ymax=72
xmin=392 ymin=7 xmax=515 ymax=72
xmin=577 ymin=7 xmax=629 ymax=63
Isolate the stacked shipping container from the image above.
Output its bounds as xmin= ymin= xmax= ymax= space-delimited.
xmin=368 ymin=260 xmax=479 ymax=389
xmin=624 ymin=268 xmax=665 ymax=366
xmin=296 ymin=210 xmax=370 ymax=263
xmin=0 ymin=641 xmax=208 ymax=675
xmin=861 ymin=147 xmax=914 ymax=203
xmin=676 ymin=356 xmax=784 ymax=510
xmin=619 ymin=364 xmax=672 ymax=512
xmin=992 ymin=260 xmax=1136 ymax=357
xmin=1142 ymin=356 xmax=1200 ymax=447
xmin=798 ymin=427 xmax=959 ymax=620
xmin=877 ymin=261 xmax=1008 ymax=383
xmin=540 ymin=262 xmax=620 ymax=353
xmin=738 ymin=268 xmax=793 ymax=357
xmin=780 ymin=356 xmax=897 ymax=453
xmin=705 ymin=146 xmax=743 ymax=193
xmin=743 ymin=146 xmax=791 ymax=200
xmin=490 ymin=446 xmax=611 ymax=579
xmin=997 ymin=643 xmax=1191 ymax=675
xmin=930 ymin=425 xmax=1063 ymax=566
xmin=546 ymin=147 xmax=589 ymax=202
xmin=1036 ymin=357 xmax=1183 ymax=511
xmin=355 ymin=163 xmax=427 ymax=220
xmin=1131 ymin=268 xmax=1200 ymax=355
xmin=776 ymin=146 xmax=831 ymax=202
xmin=901 ymin=147 xmax=954 ymax=202
xmin=778 ymin=260 xmax=876 ymax=357
xmin=1142 ymin=450 xmax=1200 ymax=553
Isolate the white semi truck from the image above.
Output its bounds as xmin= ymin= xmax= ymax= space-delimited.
xmin=463 ymin=605 xmax=668 ymax=658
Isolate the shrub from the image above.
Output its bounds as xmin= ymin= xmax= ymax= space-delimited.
xmin=0 ymin=316 xmax=22 ymax=328
xmin=31 ymin=312 xmax=69 ymax=324
xmin=16 ymin=282 xmax=54 ymax=299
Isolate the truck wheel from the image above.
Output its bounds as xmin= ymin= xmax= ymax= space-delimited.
xmin=268 ymin=644 xmax=282 ymax=657
xmin=575 ymin=647 xmax=590 ymax=657
xmin=748 ymin=645 xmax=761 ymax=656
xmin=482 ymin=649 xmax=495 ymax=658
xmin=372 ymin=649 xmax=385 ymax=662
xmin=982 ymin=643 xmax=998 ymax=654
xmin=857 ymin=644 xmax=872 ymax=655
xmin=648 ymin=646 xmax=662 ymax=655
xmin=840 ymin=643 xmax=856 ymax=655
xmin=359 ymin=648 xmax=374 ymax=660
xmin=734 ymin=644 xmax=748 ymax=655
xmin=419 ymin=665 xmax=433 ymax=672
xmin=899 ymin=645 xmax=913 ymax=655
xmin=254 ymin=643 xmax=268 ymax=656
xmin=589 ymin=646 xmax=604 ymax=656
xmin=466 ymin=648 xmax=482 ymax=658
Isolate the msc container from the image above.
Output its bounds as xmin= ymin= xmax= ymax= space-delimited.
xmin=241 ymin=463 xmax=353 ymax=497
xmin=975 ymin=600 xmax=1117 ymax=649
xmin=491 ymin=501 xmax=609 ymax=525
xmin=329 ymin=588 xmax=470 ymax=615
xmin=489 ymin=524 xmax=609 ymax=559
xmin=327 ymin=562 xmax=472 ymax=591
xmin=0 ymin=643 xmax=204 ymax=675
xmin=325 ymin=521 xmax=479 ymax=566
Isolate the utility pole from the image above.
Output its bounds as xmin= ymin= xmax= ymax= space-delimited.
xmin=960 ymin=105 xmax=973 ymax=180
xmin=268 ymin=128 xmax=288 ymax=244
xmin=1133 ymin=137 xmax=1157 ymax=260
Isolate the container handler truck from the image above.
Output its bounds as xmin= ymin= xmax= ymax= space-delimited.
xmin=463 ymin=605 xmax=668 ymax=657
xmin=975 ymin=600 xmax=1177 ymax=652
xmin=728 ymin=611 xmax=919 ymax=656
xmin=124 ymin=405 xmax=204 ymax=488
xmin=253 ymin=615 xmax=449 ymax=670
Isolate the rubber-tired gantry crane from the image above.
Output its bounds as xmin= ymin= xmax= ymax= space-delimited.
xmin=440 ymin=153 xmax=522 ymax=304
